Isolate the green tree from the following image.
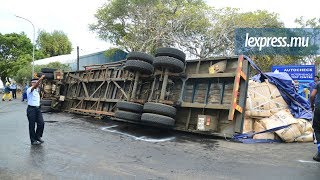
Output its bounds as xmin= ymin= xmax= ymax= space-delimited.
xmin=0 ymin=32 xmax=33 ymax=83
xmin=89 ymin=0 xmax=209 ymax=54
xmin=213 ymin=10 xmax=303 ymax=72
xmin=295 ymin=17 xmax=320 ymax=65
xmin=37 ymin=30 xmax=72 ymax=57
xmin=213 ymin=9 xmax=284 ymax=56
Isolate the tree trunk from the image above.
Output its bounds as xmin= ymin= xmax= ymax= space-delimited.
xmin=1 ymin=76 xmax=6 ymax=86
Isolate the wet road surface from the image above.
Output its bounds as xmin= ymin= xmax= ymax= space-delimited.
xmin=0 ymin=100 xmax=320 ymax=179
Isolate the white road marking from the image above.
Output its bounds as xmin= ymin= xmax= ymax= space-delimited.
xmin=101 ymin=125 xmax=118 ymax=130
xmin=100 ymin=126 xmax=175 ymax=142
xmin=298 ymin=160 xmax=320 ymax=164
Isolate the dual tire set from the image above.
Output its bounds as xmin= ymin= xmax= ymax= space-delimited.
xmin=123 ymin=47 xmax=186 ymax=74
xmin=115 ymin=101 xmax=177 ymax=127
xmin=39 ymin=68 xmax=56 ymax=112
xmin=116 ymin=47 xmax=186 ymax=128
xmin=37 ymin=68 xmax=56 ymax=80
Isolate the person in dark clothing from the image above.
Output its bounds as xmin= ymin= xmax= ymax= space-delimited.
xmin=309 ymin=75 xmax=319 ymax=100
xmin=10 ymin=82 xmax=17 ymax=99
xmin=22 ymin=83 xmax=29 ymax=102
xmin=310 ymin=82 xmax=320 ymax=162
xmin=26 ymin=75 xmax=45 ymax=145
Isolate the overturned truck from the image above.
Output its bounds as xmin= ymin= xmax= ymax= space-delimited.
xmin=41 ymin=48 xmax=251 ymax=137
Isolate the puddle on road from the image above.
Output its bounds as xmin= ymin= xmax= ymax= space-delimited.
xmin=100 ymin=125 xmax=176 ymax=143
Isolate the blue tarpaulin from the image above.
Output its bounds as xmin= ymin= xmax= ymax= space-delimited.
xmin=245 ymin=56 xmax=313 ymax=121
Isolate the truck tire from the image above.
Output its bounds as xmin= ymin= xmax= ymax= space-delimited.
xmin=155 ymin=47 xmax=186 ymax=62
xmin=41 ymin=68 xmax=57 ymax=73
xmin=153 ymin=56 xmax=185 ymax=73
xmin=143 ymin=102 xmax=176 ymax=117
xmin=41 ymin=99 xmax=52 ymax=106
xmin=115 ymin=110 xmax=141 ymax=122
xmin=124 ymin=60 xmax=154 ymax=75
xmin=36 ymin=72 xmax=43 ymax=77
xmin=141 ymin=113 xmax=175 ymax=126
xmin=126 ymin=52 xmax=154 ymax=64
xmin=116 ymin=101 xmax=143 ymax=113
xmin=43 ymin=72 xmax=54 ymax=80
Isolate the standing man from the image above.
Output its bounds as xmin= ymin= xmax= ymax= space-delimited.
xmin=27 ymin=75 xmax=45 ymax=145
xmin=310 ymin=82 xmax=320 ymax=162
xmin=309 ymin=76 xmax=319 ymax=92
xmin=309 ymin=76 xmax=319 ymax=98
xmin=22 ymin=83 xmax=29 ymax=102
xmin=10 ymin=81 xmax=17 ymax=99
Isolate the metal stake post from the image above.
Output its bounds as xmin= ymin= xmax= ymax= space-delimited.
xmin=160 ymin=69 xmax=169 ymax=100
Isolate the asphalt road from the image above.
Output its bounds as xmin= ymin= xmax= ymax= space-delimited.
xmin=0 ymin=99 xmax=320 ymax=180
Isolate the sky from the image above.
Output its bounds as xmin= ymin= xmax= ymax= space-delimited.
xmin=0 ymin=0 xmax=319 ymax=55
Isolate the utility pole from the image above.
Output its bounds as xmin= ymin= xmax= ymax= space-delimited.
xmin=77 ymin=46 xmax=80 ymax=71
xmin=15 ymin=15 xmax=35 ymax=77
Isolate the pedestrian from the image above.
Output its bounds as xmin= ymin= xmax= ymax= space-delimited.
xmin=310 ymin=82 xmax=320 ymax=162
xmin=21 ymin=83 xmax=29 ymax=102
xmin=2 ymin=82 xmax=12 ymax=101
xmin=309 ymin=75 xmax=319 ymax=100
xmin=26 ymin=75 xmax=45 ymax=145
xmin=10 ymin=81 xmax=17 ymax=99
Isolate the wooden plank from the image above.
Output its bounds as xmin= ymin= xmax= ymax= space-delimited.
xmin=158 ymin=99 xmax=174 ymax=105
xmin=187 ymin=73 xmax=236 ymax=79
xmin=89 ymin=81 xmax=105 ymax=98
xmin=186 ymin=56 xmax=238 ymax=63
xmin=82 ymin=82 xmax=89 ymax=98
xmin=181 ymin=102 xmax=230 ymax=110
xmin=234 ymin=58 xmax=250 ymax=133
xmin=185 ymin=108 xmax=192 ymax=129
xmin=112 ymin=81 xmax=128 ymax=99
xmin=240 ymin=71 xmax=247 ymax=81
xmin=68 ymin=74 xmax=87 ymax=82
xmin=228 ymin=55 xmax=243 ymax=121
xmin=70 ymin=108 xmax=114 ymax=116
xmin=69 ymin=97 xmax=119 ymax=103
xmin=64 ymin=78 xmax=134 ymax=84
xmin=103 ymin=82 xmax=110 ymax=99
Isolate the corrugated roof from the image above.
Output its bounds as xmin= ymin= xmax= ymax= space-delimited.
xmin=34 ymin=50 xmax=108 ymax=65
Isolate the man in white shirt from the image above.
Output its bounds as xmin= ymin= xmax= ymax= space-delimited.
xmin=27 ymin=75 xmax=45 ymax=145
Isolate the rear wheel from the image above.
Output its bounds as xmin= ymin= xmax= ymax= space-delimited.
xmin=43 ymin=73 xmax=54 ymax=80
xmin=143 ymin=102 xmax=176 ymax=117
xmin=153 ymin=56 xmax=185 ymax=73
xmin=124 ymin=60 xmax=154 ymax=75
xmin=126 ymin=52 xmax=154 ymax=64
xmin=155 ymin=47 xmax=186 ymax=62
xmin=116 ymin=101 xmax=143 ymax=113
xmin=41 ymin=68 xmax=57 ymax=73
xmin=141 ymin=113 xmax=175 ymax=126
xmin=115 ymin=110 xmax=141 ymax=122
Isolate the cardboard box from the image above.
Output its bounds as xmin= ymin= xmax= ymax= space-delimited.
xmin=259 ymin=110 xmax=301 ymax=142
xmin=266 ymin=81 xmax=282 ymax=99
xmin=253 ymin=83 xmax=271 ymax=99
xmin=243 ymin=118 xmax=254 ymax=133
xmin=253 ymin=120 xmax=275 ymax=139
xmin=269 ymin=96 xmax=288 ymax=114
